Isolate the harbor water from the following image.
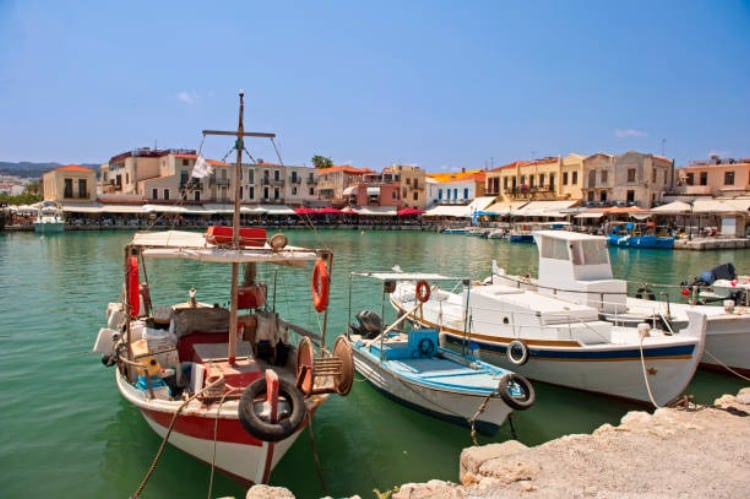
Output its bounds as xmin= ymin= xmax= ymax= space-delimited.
xmin=0 ymin=229 xmax=747 ymax=499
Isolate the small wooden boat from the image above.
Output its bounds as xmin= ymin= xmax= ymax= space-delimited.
xmin=92 ymin=92 xmax=353 ymax=489
xmin=346 ymin=271 xmax=535 ymax=435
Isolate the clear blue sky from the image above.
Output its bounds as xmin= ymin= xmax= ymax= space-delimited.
xmin=1 ymin=1 xmax=748 ymax=171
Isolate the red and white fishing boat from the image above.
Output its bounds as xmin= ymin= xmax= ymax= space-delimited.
xmin=93 ymin=91 xmax=353 ymax=490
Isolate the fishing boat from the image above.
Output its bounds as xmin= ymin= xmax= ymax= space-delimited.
xmin=491 ymin=230 xmax=750 ymax=376
xmin=92 ymin=91 xmax=353 ymax=489
xmin=606 ymin=222 xmax=674 ymax=249
xmin=346 ymin=271 xmax=535 ymax=435
xmin=680 ymin=262 xmax=750 ymax=305
xmin=390 ymin=258 xmax=707 ymax=407
xmin=34 ymin=201 xmax=65 ymax=233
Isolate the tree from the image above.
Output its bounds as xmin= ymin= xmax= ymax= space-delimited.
xmin=311 ymin=155 xmax=333 ymax=169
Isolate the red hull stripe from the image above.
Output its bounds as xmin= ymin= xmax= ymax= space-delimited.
xmin=141 ymin=407 xmax=262 ymax=445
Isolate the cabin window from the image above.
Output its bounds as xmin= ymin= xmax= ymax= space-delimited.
xmin=582 ymin=241 xmax=609 ymax=265
xmin=540 ymin=237 xmax=568 ymax=260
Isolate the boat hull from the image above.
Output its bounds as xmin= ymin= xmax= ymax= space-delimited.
xmin=351 ymin=345 xmax=514 ymax=435
xmin=34 ymin=221 xmax=65 ymax=233
xmin=116 ymin=369 xmax=318 ymax=485
xmin=440 ymin=332 xmax=702 ymax=406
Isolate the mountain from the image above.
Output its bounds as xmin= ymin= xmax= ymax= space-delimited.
xmin=0 ymin=161 xmax=99 ymax=179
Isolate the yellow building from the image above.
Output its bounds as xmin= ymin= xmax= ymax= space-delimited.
xmin=42 ymin=164 xmax=97 ymax=202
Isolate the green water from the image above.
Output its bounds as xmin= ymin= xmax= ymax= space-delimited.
xmin=0 ymin=229 xmax=747 ymax=499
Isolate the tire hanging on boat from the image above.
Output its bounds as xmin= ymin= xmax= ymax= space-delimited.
xmin=506 ymin=339 xmax=529 ymax=366
xmin=127 ymin=256 xmax=140 ymax=317
xmin=311 ymin=258 xmax=330 ymax=313
xmin=238 ymin=376 xmax=307 ymax=442
xmin=417 ymin=337 xmax=436 ymax=357
xmin=415 ymin=280 xmax=431 ymax=303
xmin=497 ymin=373 xmax=535 ymax=411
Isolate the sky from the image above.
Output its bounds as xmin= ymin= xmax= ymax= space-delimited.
xmin=1 ymin=1 xmax=748 ymax=172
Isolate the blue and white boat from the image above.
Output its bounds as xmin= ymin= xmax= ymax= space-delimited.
xmin=347 ymin=271 xmax=535 ymax=435
xmin=606 ymin=222 xmax=674 ymax=249
xmin=34 ymin=201 xmax=65 ymax=233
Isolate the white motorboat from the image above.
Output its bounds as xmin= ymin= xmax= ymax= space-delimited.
xmin=346 ymin=271 xmax=535 ymax=436
xmin=92 ymin=92 xmax=353 ymax=489
xmin=34 ymin=201 xmax=65 ymax=233
xmin=491 ymin=230 xmax=750 ymax=376
xmin=390 ymin=261 xmax=707 ymax=407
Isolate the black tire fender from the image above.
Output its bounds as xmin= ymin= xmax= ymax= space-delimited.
xmin=498 ymin=373 xmax=535 ymax=411
xmin=238 ymin=375 xmax=307 ymax=442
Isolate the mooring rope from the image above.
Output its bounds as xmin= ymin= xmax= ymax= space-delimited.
xmin=306 ymin=412 xmax=328 ymax=496
xmin=131 ymin=374 xmax=226 ymax=498
xmin=637 ymin=332 xmax=661 ymax=409
xmin=703 ymin=349 xmax=750 ymax=381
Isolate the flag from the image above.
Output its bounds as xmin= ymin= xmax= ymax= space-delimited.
xmin=192 ymin=155 xmax=213 ymax=179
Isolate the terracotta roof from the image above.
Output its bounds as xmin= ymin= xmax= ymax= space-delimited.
xmin=427 ymin=169 xmax=484 ymax=183
xmin=56 ymin=164 xmax=94 ymax=173
xmin=319 ymin=165 xmax=374 ymax=175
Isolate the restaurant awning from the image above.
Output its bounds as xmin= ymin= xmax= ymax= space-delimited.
xmin=258 ymin=204 xmax=295 ymax=215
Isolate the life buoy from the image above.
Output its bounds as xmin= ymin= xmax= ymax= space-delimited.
xmin=635 ymin=287 xmax=655 ymax=300
xmin=418 ymin=337 xmax=436 ymax=357
xmin=415 ymin=280 xmax=431 ymax=303
xmin=311 ymin=258 xmax=330 ymax=313
xmin=497 ymin=373 xmax=535 ymax=411
xmin=238 ymin=376 xmax=306 ymax=442
xmin=506 ymin=339 xmax=529 ymax=366
xmin=127 ymin=256 xmax=140 ymax=317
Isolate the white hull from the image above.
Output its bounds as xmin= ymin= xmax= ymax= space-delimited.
xmin=352 ymin=348 xmax=513 ymax=432
xmin=34 ymin=220 xmax=65 ymax=233
xmin=440 ymin=331 xmax=703 ymax=406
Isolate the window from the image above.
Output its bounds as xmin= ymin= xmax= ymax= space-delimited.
xmin=549 ymin=173 xmax=556 ymax=190
xmin=194 ymin=191 xmax=201 ymax=201
xmin=588 ymin=170 xmax=596 ymax=188
xmin=652 ymin=169 xmax=657 ymax=183
xmin=700 ymin=172 xmax=708 ymax=185
xmin=274 ymin=170 xmax=280 ymax=181
xmin=248 ymin=186 xmax=254 ymax=200
xmin=78 ymin=179 xmax=87 ymax=198
xmin=599 ymin=191 xmax=607 ymax=202
xmin=627 ymin=169 xmax=636 ymax=182
xmin=248 ymin=170 xmax=254 ymax=184
xmin=562 ymin=172 xmax=569 ymax=185
xmin=540 ymin=237 xmax=568 ymax=260
xmin=180 ymin=171 xmax=189 ymax=186
xmin=163 ymin=189 xmax=170 ymax=200
xmin=64 ymin=179 xmax=73 ymax=198
xmin=292 ymin=187 xmax=297 ymax=196
xmin=724 ymin=171 xmax=735 ymax=185
xmin=463 ymin=188 xmax=469 ymax=199
xmin=438 ymin=189 xmax=443 ymax=200
xmin=453 ymin=188 xmax=458 ymax=200
xmin=626 ymin=190 xmax=635 ymax=202
xmin=392 ymin=190 xmax=398 ymax=200
xmin=600 ymin=170 xmax=608 ymax=184
xmin=686 ymin=173 xmax=694 ymax=185
xmin=572 ymin=171 xmax=578 ymax=184
xmin=406 ymin=178 xmax=411 ymax=186
xmin=308 ymin=187 xmax=314 ymax=196
xmin=240 ymin=186 xmax=243 ymax=199
xmin=182 ymin=159 xmax=189 ymax=166
xmin=152 ymin=188 xmax=158 ymax=199
xmin=539 ymin=173 xmax=545 ymax=187
xmin=413 ymin=192 xmax=418 ymax=201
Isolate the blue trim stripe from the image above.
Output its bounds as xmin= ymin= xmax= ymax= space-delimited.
xmin=444 ymin=335 xmax=695 ymax=361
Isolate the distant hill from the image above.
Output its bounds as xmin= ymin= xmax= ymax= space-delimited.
xmin=0 ymin=161 xmax=99 ymax=179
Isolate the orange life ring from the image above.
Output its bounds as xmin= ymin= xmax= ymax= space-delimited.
xmin=311 ymin=258 xmax=330 ymax=313
xmin=127 ymin=256 xmax=140 ymax=317
xmin=415 ymin=280 xmax=431 ymax=303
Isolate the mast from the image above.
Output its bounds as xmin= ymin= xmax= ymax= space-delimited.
xmin=202 ymin=90 xmax=277 ymax=363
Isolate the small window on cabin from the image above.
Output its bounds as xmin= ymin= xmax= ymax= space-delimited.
xmin=540 ymin=237 xmax=568 ymax=260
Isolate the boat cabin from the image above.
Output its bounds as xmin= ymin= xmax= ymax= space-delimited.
xmin=532 ymin=230 xmax=629 ymax=314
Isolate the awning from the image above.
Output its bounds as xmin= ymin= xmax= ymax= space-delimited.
xmin=352 ymin=206 xmax=397 ymax=216
xmin=650 ymin=200 xmax=691 ymax=214
xmin=100 ymin=205 xmax=146 ymax=214
xmin=258 ymin=204 xmax=295 ymax=215
xmin=343 ymin=186 xmax=357 ymax=195
xmin=423 ymin=205 xmax=472 ymax=217
xmin=511 ymin=200 xmax=578 ymax=217
xmin=574 ymin=211 xmax=604 ymax=219
xmin=366 ymin=187 xmax=380 ymax=196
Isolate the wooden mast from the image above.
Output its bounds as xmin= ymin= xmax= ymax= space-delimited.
xmin=202 ymin=90 xmax=277 ymax=363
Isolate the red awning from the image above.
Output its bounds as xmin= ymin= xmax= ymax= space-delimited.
xmin=397 ymin=207 xmax=425 ymax=216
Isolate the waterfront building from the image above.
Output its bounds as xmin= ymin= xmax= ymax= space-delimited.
xmin=487 ymin=157 xmax=563 ymax=202
xmin=42 ymin=164 xmax=97 ymax=202
xmin=390 ymin=164 xmax=428 ymax=209
xmin=316 ymin=165 xmax=373 ymax=207
xmin=673 ymin=156 xmax=750 ymax=199
xmin=428 ymin=168 xmax=485 ymax=205
xmin=582 ymin=152 xmax=672 ymax=208
xmin=344 ymin=167 xmax=401 ymax=208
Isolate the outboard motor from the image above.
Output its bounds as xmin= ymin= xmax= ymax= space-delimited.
xmin=683 ymin=262 xmax=737 ymax=288
xmin=349 ymin=310 xmax=384 ymax=339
